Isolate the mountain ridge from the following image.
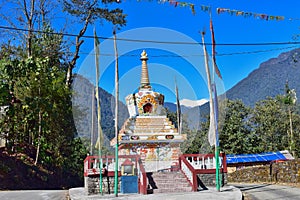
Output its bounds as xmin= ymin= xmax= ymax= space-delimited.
xmin=226 ymin=48 xmax=300 ymax=106
xmin=165 ymin=48 xmax=300 ymax=128
xmin=72 ymin=74 xmax=129 ymax=146
xmin=73 ymin=48 xmax=300 ymax=134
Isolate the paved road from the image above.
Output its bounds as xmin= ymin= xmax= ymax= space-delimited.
xmin=232 ymin=183 xmax=300 ymax=200
xmin=69 ymin=186 xmax=242 ymax=200
xmin=0 ymin=190 xmax=68 ymax=200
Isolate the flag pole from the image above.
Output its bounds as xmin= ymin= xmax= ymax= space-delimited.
xmin=175 ymin=77 xmax=181 ymax=135
xmin=212 ymin=83 xmax=220 ymax=192
xmin=94 ymin=29 xmax=103 ymax=195
xmin=113 ymin=28 xmax=119 ymax=197
xmin=210 ymin=13 xmax=222 ymax=191
xmin=91 ymin=89 xmax=94 ymax=155
xmin=210 ymin=15 xmax=221 ymax=191
xmin=201 ymin=31 xmax=220 ymax=192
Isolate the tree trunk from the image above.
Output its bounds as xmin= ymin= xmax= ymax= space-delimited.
xmin=34 ymin=109 xmax=42 ymax=165
xmin=34 ymin=82 xmax=42 ymax=165
xmin=65 ymin=11 xmax=92 ymax=87
xmin=23 ymin=0 xmax=35 ymax=57
xmin=288 ymin=107 xmax=295 ymax=157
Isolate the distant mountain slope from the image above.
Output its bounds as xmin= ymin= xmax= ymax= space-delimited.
xmin=166 ymin=48 xmax=300 ymax=128
xmin=72 ymin=74 xmax=129 ymax=145
xmin=164 ymin=102 xmax=177 ymax=112
xmin=226 ymin=48 xmax=300 ymax=106
xmin=164 ymin=101 xmax=209 ymax=129
xmin=71 ymin=48 xmax=300 ymax=137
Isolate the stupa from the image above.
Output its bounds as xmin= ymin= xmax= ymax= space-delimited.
xmin=115 ymin=50 xmax=186 ymax=172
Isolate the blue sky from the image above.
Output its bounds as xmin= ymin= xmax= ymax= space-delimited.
xmin=75 ymin=0 xmax=300 ymax=103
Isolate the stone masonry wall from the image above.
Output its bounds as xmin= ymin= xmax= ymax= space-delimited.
xmin=87 ymin=176 xmax=120 ymax=195
xmin=197 ymin=173 xmax=227 ymax=187
xmin=228 ymin=160 xmax=300 ymax=184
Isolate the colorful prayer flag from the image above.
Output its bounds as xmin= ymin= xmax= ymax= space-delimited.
xmin=210 ymin=18 xmax=222 ymax=79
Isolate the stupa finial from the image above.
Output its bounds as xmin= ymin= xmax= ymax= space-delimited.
xmin=140 ymin=50 xmax=148 ymax=60
xmin=140 ymin=50 xmax=151 ymax=89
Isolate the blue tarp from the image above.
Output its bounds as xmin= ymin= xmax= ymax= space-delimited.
xmin=226 ymin=151 xmax=287 ymax=164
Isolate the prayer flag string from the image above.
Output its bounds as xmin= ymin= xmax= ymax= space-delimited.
xmin=127 ymin=0 xmax=298 ymax=22
xmin=216 ymin=7 xmax=284 ymax=21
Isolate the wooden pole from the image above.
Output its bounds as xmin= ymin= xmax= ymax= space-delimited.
xmin=91 ymin=89 xmax=94 ymax=155
xmin=94 ymin=29 xmax=103 ymax=195
xmin=175 ymin=78 xmax=181 ymax=134
xmin=113 ymin=29 xmax=119 ymax=197
xmin=210 ymin=15 xmax=222 ymax=191
xmin=201 ymin=32 xmax=220 ymax=192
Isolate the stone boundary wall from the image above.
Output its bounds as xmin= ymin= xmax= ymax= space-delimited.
xmin=198 ymin=173 xmax=228 ymax=187
xmin=228 ymin=160 xmax=300 ymax=184
xmin=87 ymin=176 xmax=120 ymax=195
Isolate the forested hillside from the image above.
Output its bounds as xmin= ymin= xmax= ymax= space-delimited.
xmin=226 ymin=48 xmax=300 ymax=106
xmin=174 ymin=48 xmax=300 ymax=129
xmin=173 ymin=48 xmax=300 ymax=158
xmin=0 ymin=0 xmax=126 ymax=189
xmin=72 ymin=74 xmax=129 ymax=149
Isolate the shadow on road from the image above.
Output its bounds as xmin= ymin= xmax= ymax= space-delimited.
xmin=233 ymin=184 xmax=272 ymax=192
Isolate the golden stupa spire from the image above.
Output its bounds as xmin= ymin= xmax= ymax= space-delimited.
xmin=140 ymin=50 xmax=151 ymax=89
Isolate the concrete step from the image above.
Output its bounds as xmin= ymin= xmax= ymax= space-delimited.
xmin=147 ymin=172 xmax=192 ymax=194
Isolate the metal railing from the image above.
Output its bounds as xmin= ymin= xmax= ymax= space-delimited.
xmin=179 ymin=153 xmax=227 ymax=191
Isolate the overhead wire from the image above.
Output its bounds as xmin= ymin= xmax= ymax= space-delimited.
xmin=72 ymin=45 xmax=300 ymax=58
xmin=0 ymin=25 xmax=300 ymax=46
xmin=1 ymin=25 xmax=299 ymax=59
